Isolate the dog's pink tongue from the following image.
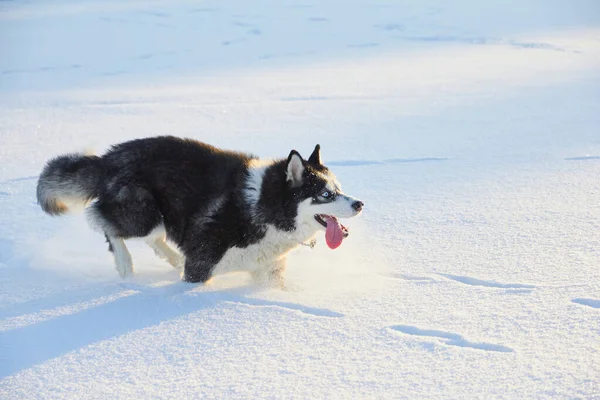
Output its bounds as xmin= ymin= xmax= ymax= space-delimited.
xmin=324 ymin=216 xmax=344 ymax=249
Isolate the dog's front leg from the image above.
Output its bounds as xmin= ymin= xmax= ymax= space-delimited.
xmin=252 ymin=258 xmax=287 ymax=290
xmin=182 ymin=254 xmax=215 ymax=284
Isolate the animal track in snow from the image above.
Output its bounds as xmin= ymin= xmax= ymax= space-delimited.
xmin=564 ymin=156 xmax=600 ymax=161
xmin=226 ymin=299 xmax=344 ymax=318
xmin=233 ymin=21 xmax=255 ymax=28
xmin=348 ymin=43 xmax=379 ymax=48
xmin=189 ymin=7 xmax=220 ymax=14
xmin=140 ymin=11 xmax=170 ymax=18
xmin=572 ymin=298 xmax=600 ymax=309
xmin=327 ymin=160 xmax=382 ymax=166
xmin=390 ymin=325 xmax=513 ymax=353
xmin=308 ymin=17 xmax=328 ymax=22
xmin=2 ymin=65 xmax=81 ymax=76
xmin=381 ymin=273 xmax=437 ymax=283
xmin=327 ymin=157 xmax=448 ymax=167
xmin=396 ymin=274 xmax=436 ymax=282
xmin=222 ymin=38 xmax=247 ymax=46
xmin=399 ymin=35 xmax=573 ymax=52
xmin=375 ymin=23 xmax=404 ymax=32
xmin=280 ymin=96 xmax=330 ymax=102
xmin=385 ymin=157 xmax=449 ymax=164
xmin=118 ymin=282 xmax=344 ymax=318
xmin=438 ymin=273 xmax=536 ymax=289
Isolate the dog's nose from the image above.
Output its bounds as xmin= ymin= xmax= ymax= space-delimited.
xmin=352 ymin=201 xmax=364 ymax=212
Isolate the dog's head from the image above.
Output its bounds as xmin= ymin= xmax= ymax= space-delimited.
xmin=286 ymin=145 xmax=364 ymax=248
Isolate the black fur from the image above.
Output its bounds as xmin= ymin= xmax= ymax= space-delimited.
xmin=37 ymin=136 xmax=340 ymax=283
xmin=105 ymin=235 xmax=113 ymax=253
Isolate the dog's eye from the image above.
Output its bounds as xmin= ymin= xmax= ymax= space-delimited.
xmin=320 ymin=190 xmax=333 ymax=199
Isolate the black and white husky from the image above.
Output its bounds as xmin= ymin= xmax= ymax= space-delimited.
xmin=36 ymin=136 xmax=363 ymax=288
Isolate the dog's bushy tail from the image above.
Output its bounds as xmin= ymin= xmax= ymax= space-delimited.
xmin=37 ymin=153 xmax=105 ymax=215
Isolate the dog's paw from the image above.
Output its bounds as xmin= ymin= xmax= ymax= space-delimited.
xmin=115 ymin=260 xmax=134 ymax=279
xmin=278 ymin=281 xmax=303 ymax=292
xmin=114 ymin=253 xmax=134 ymax=278
xmin=173 ymin=256 xmax=185 ymax=270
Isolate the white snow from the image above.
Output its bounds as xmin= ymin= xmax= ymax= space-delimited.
xmin=1 ymin=0 xmax=600 ymax=398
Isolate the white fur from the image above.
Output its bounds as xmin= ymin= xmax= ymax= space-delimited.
xmin=107 ymin=237 xmax=133 ymax=278
xmin=245 ymin=158 xmax=274 ymax=209
xmin=144 ymin=224 xmax=184 ymax=269
xmin=211 ymin=224 xmax=317 ymax=280
xmin=251 ymin=257 xmax=286 ymax=288
xmin=296 ymin=193 xmax=361 ymax=231
xmin=37 ymin=178 xmax=94 ymax=214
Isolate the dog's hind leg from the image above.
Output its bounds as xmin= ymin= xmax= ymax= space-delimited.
xmin=88 ymin=183 xmax=163 ymax=278
xmin=144 ymin=225 xmax=184 ymax=269
xmin=106 ymin=235 xmax=134 ymax=278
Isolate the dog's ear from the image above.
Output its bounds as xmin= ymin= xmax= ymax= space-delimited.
xmin=308 ymin=144 xmax=321 ymax=165
xmin=286 ymin=150 xmax=305 ymax=187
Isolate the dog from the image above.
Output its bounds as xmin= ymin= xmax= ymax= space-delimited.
xmin=36 ymin=136 xmax=364 ymax=288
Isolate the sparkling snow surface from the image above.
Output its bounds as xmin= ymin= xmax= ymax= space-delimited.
xmin=1 ymin=0 xmax=599 ymax=398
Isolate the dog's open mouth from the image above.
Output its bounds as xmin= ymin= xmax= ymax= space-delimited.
xmin=314 ymin=214 xmax=349 ymax=249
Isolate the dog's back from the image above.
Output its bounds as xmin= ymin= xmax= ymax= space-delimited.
xmin=99 ymin=136 xmax=254 ymax=240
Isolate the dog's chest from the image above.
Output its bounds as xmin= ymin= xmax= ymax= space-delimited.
xmin=211 ymin=225 xmax=313 ymax=275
